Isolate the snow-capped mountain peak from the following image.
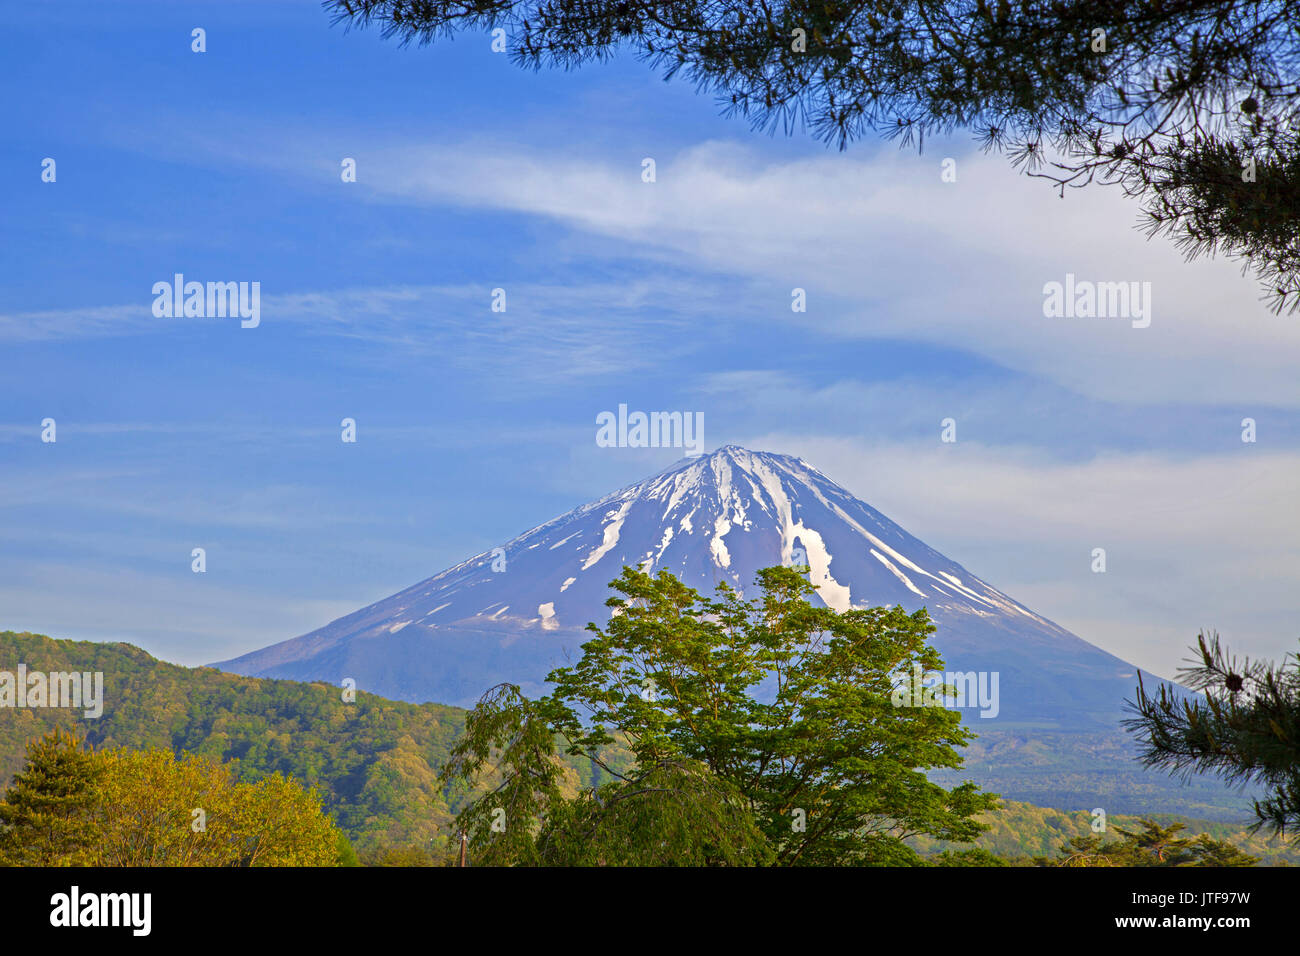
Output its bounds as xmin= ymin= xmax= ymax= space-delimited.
xmin=216 ymin=446 xmax=1137 ymax=722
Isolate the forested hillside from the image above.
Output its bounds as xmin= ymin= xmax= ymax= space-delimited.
xmin=0 ymin=630 xmax=477 ymax=856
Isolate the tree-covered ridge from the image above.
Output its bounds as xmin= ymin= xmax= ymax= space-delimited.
xmin=0 ymin=630 xmax=469 ymax=856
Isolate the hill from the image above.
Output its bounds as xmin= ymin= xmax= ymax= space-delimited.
xmin=0 ymin=629 xmax=473 ymax=856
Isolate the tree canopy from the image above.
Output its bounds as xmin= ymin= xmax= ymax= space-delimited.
xmin=442 ymin=565 xmax=996 ymax=865
xmin=0 ymin=730 xmax=345 ymax=867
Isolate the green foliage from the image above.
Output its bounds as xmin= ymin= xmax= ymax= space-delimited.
xmin=534 ymin=759 xmax=776 ymax=866
xmin=444 ymin=565 xmax=996 ymax=865
xmin=1187 ymin=832 xmax=1263 ymax=867
xmin=438 ymin=683 xmax=569 ymax=866
xmin=367 ymin=844 xmax=440 ymax=866
xmin=929 ymin=847 xmax=1011 ymax=867
xmin=335 ymin=830 xmax=361 ymax=867
xmin=221 ymin=770 xmax=342 ymax=866
xmin=0 ymin=730 xmax=341 ymax=867
xmin=92 ymin=747 xmax=232 ymax=866
xmin=1127 ymin=631 xmax=1300 ymax=836
xmin=3 ymin=628 xmax=1292 ymax=866
xmin=439 ymin=685 xmax=774 ymax=866
xmin=0 ymin=727 xmax=102 ymax=866
xmin=93 ymin=746 xmax=341 ymax=866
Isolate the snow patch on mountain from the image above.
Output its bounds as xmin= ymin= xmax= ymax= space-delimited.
xmin=582 ymin=498 xmax=634 ymax=571
xmin=871 ymin=549 xmax=925 ymax=597
xmin=538 ymin=602 xmax=557 ymax=630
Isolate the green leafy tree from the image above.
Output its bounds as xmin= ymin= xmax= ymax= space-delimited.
xmin=439 ymin=682 xmax=571 ymax=866
xmin=1126 ymin=631 xmax=1300 ymax=836
xmin=335 ymin=830 xmax=362 ymax=866
xmin=326 ymin=0 xmax=1300 ymax=312
xmin=92 ymin=747 xmax=342 ymax=866
xmin=0 ymin=728 xmax=101 ymax=866
xmin=534 ymin=758 xmax=775 ymax=866
xmin=225 ymin=772 xmax=342 ymax=866
xmin=93 ymin=748 xmax=233 ymax=866
xmin=443 ymin=565 xmax=995 ymax=865
xmin=441 ymin=678 xmax=773 ymax=868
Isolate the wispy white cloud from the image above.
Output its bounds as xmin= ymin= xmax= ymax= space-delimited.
xmin=0 ymin=304 xmax=158 ymax=343
xmin=43 ymin=123 xmax=1299 ymax=405
xmin=343 ymin=137 xmax=1300 ymax=408
xmin=0 ymin=278 xmax=727 ymax=389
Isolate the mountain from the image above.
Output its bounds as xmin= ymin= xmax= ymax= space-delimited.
xmin=217 ymin=446 xmax=1140 ymax=719
xmin=214 ymin=445 xmax=1235 ymax=813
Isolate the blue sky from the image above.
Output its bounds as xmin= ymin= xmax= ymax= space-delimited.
xmin=2 ymin=0 xmax=1298 ymax=681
